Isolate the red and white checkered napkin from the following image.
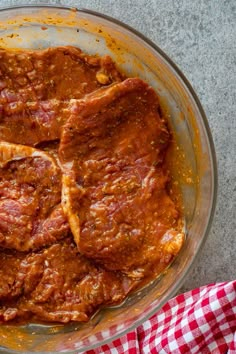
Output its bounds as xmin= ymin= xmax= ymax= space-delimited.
xmin=84 ymin=281 xmax=236 ymax=354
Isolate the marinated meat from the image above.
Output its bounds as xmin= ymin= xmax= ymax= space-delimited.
xmin=0 ymin=45 xmax=185 ymax=325
xmin=59 ymin=78 xmax=184 ymax=276
xmin=0 ymin=240 xmax=135 ymax=323
xmin=0 ymin=46 xmax=123 ymax=101
xmin=0 ymin=250 xmax=25 ymax=301
xmin=0 ymin=142 xmax=69 ymax=251
xmin=0 ymin=99 xmax=70 ymax=146
xmin=0 ymin=46 xmax=123 ymax=145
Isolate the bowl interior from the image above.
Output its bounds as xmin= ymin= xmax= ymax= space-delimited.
xmin=0 ymin=6 xmax=217 ymax=353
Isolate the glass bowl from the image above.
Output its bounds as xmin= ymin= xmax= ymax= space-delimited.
xmin=0 ymin=5 xmax=217 ymax=353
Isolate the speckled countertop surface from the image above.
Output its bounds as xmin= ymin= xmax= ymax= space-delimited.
xmin=0 ymin=0 xmax=235 ymax=293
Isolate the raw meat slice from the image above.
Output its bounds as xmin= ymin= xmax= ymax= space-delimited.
xmin=0 ymin=46 xmax=124 ymax=145
xmin=0 ymin=46 xmax=123 ymax=101
xmin=59 ymin=78 xmax=184 ymax=277
xmin=0 ymin=240 xmax=135 ymax=323
xmin=0 ymin=142 xmax=69 ymax=251
xmin=0 ymin=99 xmax=69 ymax=146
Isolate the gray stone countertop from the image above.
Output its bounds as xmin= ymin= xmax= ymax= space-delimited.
xmin=0 ymin=0 xmax=235 ymax=292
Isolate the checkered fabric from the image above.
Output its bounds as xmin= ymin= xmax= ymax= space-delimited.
xmin=83 ymin=281 xmax=236 ymax=354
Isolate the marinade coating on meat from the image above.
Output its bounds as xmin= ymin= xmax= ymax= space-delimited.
xmin=59 ymin=78 xmax=184 ymax=277
xmin=0 ymin=142 xmax=69 ymax=251
xmin=0 ymin=46 xmax=123 ymax=101
xmin=0 ymin=240 xmax=136 ymax=323
xmin=0 ymin=45 xmax=185 ymax=324
xmin=0 ymin=46 xmax=124 ymax=145
xmin=0 ymin=99 xmax=70 ymax=146
xmin=0 ymin=250 xmax=25 ymax=302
